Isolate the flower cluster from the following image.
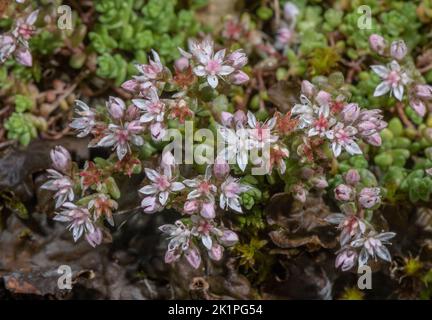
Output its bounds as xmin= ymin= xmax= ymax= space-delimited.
xmin=0 ymin=10 xmax=38 ymax=67
xmin=42 ymin=146 xmax=114 ymax=247
xmin=326 ymin=169 xmax=396 ymax=271
xmin=369 ymin=36 xmax=432 ymax=117
xmin=217 ymin=110 xmax=289 ymax=173
xmin=139 ymin=154 xmax=249 ymax=269
xmin=293 ymin=80 xmax=387 ymax=157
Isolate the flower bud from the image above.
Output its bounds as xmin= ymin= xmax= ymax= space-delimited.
xmin=230 ymin=70 xmax=249 ymax=85
xmin=184 ymin=200 xmax=199 ymax=214
xmin=345 ymin=169 xmax=360 ymax=186
xmin=219 ymin=230 xmax=239 ymax=246
xmin=227 ymin=49 xmax=248 ymax=69
xmin=213 ymin=158 xmax=230 ymax=179
xmin=121 ymin=79 xmax=138 ymax=92
xmin=50 ymin=146 xmax=71 ymax=173
xmin=335 ymin=248 xmax=357 ymax=271
xmin=359 ymin=187 xmax=381 ymax=209
xmin=185 ymin=247 xmax=201 ymax=269
xmin=365 ymin=133 xmax=382 ymax=147
xmin=233 ymin=110 xmax=247 ymax=126
xmin=415 ymin=84 xmax=432 ymax=100
xmin=15 ymin=48 xmax=32 ymax=67
xmin=220 ymin=111 xmax=233 ymax=126
xmin=125 ymin=105 xmax=140 ymax=121
xmin=316 ymin=90 xmax=331 ymax=106
xmin=200 ymin=202 xmax=216 ymax=219
xmin=390 ymin=40 xmax=407 ymax=60
xmin=311 ymin=176 xmax=328 ymax=189
xmin=174 ymin=56 xmax=189 ymax=72
xmin=301 ymin=80 xmax=315 ymax=98
xmin=369 ymin=34 xmax=386 ymax=54
xmin=107 ymin=96 xmax=125 ymax=120
xmin=334 ymin=184 xmax=353 ymax=201
xmin=342 ymin=103 xmax=360 ymax=123
xmin=283 ymin=2 xmax=300 ymax=21
xmin=410 ymin=99 xmax=426 ymax=117
xmin=85 ymin=227 xmax=103 ymax=248
xmin=150 ymin=122 xmax=166 ymax=141
xmin=208 ymin=244 xmax=223 ymax=261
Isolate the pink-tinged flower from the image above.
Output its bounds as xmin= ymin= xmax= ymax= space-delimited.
xmin=218 ymin=125 xmax=255 ymax=172
xmin=50 ymin=146 xmax=71 ymax=174
xmin=226 ymin=49 xmax=248 ymax=69
xmin=341 ymin=103 xmax=360 ymax=123
xmin=183 ymin=166 xmax=217 ymax=202
xmin=88 ymin=194 xmax=118 ymax=226
xmin=70 ymin=100 xmax=96 ymax=138
xmin=41 ymin=169 xmax=74 ymax=208
xmin=133 ymin=88 xmax=165 ymax=123
xmin=13 ymin=10 xmax=39 ymax=41
xmin=326 ymin=123 xmax=362 ymax=157
xmin=335 ymin=248 xmax=358 ymax=271
xmin=230 ymin=70 xmax=249 ymax=85
xmin=134 ymin=49 xmax=164 ymax=81
xmin=308 ymin=105 xmax=335 ymax=137
xmin=371 ymin=60 xmax=411 ymax=101
xmin=106 ymin=96 xmax=125 ymax=120
xmin=122 ymin=50 xmax=165 ymax=95
xmin=358 ymin=187 xmax=381 ymax=209
xmin=150 ymin=122 xmax=167 ymax=141
xmin=188 ymin=39 xmax=235 ymax=88
xmin=54 ymin=202 xmax=95 ymax=242
xmin=220 ymin=176 xmax=251 ymax=213
xmin=159 ymin=220 xmax=202 ymax=268
xmin=97 ymin=121 xmax=143 ymax=160
xmin=390 ymin=40 xmax=407 ymax=60
xmin=219 ymin=229 xmax=239 ymax=246
xmin=345 ymin=169 xmax=360 ymax=186
xmin=351 ymin=231 xmax=396 ymax=266
xmin=326 ymin=213 xmax=366 ymax=246
xmin=85 ymin=227 xmax=103 ymax=247
xmin=190 ymin=215 xmax=223 ymax=250
xmin=415 ymin=84 xmax=432 ymax=99
xmin=291 ymin=95 xmax=315 ymax=129
xmin=368 ymin=34 xmax=386 ymax=55
xmin=334 ymin=184 xmax=354 ymax=202
xmin=139 ymin=164 xmax=185 ymax=213
xmin=247 ymin=111 xmax=278 ymax=145
xmin=213 ymin=158 xmax=231 ymax=179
